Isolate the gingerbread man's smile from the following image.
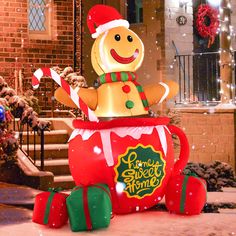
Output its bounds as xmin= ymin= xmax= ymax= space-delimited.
xmin=110 ymin=49 xmax=139 ymax=64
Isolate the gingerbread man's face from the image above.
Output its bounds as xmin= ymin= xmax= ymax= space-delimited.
xmin=91 ymin=26 xmax=144 ymax=76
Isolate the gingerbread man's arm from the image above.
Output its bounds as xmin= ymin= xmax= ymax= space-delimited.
xmin=144 ymin=80 xmax=179 ymax=106
xmin=54 ymin=87 xmax=98 ymax=110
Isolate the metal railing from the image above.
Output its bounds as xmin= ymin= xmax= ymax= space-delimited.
xmin=175 ymin=51 xmax=236 ymax=104
xmin=13 ymin=117 xmax=46 ymax=171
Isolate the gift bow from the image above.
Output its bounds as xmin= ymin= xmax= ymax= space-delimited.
xmin=48 ymin=187 xmax=63 ymax=192
xmin=43 ymin=187 xmax=63 ymax=224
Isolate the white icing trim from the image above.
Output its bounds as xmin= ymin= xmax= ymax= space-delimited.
xmin=92 ymin=19 xmax=129 ymax=38
xmin=68 ymin=125 xmax=169 ymax=166
xmin=164 ymin=125 xmax=171 ymax=134
xmin=100 ymin=130 xmax=114 ymax=166
xmin=155 ymin=126 xmax=167 ymax=156
xmin=158 ymin=82 xmax=170 ymax=104
xmin=68 ymin=129 xmax=96 ymax=142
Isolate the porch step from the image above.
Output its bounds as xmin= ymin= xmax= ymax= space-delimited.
xmin=19 ymin=130 xmax=69 ymax=145
xmin=53 ymin=175 xmax=75 ymax=189
xmin=39 ymin=110 xmax=75 ymax=118
xmin=35 ymin=159 xmax=71 ymax=175
xmin=21 ymin=144 xmax=68 ymax=159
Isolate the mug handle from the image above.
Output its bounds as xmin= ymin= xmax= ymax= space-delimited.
xmin=167 ymin=125 xmax=189 ymax=176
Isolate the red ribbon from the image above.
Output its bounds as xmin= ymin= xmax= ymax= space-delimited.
xmin=82 ymin=187 xmax=92 ymax=230
xmin=82 ymin=184 xmax=112 ymax=230
xmin=94 ymin=184 xmax=111 ymax=201
xmin=93 ymin=184 xmax=114 ymax=219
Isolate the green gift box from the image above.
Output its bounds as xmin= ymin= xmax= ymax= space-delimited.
xmin=66 ymin=184 xmax=112 ymax=232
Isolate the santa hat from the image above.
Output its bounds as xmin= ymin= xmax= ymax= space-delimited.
xmin=87 ymin=5 xmax=130 ymax=39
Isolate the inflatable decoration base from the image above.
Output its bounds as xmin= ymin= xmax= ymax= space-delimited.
xmin=68 ymin=117 xmax=189 ymax=214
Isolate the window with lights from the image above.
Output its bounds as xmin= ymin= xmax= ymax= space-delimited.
xmin=28 ymin=0 xmax=52 ymax=39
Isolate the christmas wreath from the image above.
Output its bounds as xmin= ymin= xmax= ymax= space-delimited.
xmin=196 ymin=4 xmax=219 ymax=48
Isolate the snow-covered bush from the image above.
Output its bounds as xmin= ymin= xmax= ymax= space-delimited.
xmin=184 ymin=161 xmax=236 ymax=192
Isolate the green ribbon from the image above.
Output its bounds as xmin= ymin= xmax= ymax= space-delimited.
xmin=43 ymin=187 xmax=63 ymax=224
xmin=179 ymin=173 xmax=207 ymax=214
xmin=180 ymin=175 xmax=189 ymax=213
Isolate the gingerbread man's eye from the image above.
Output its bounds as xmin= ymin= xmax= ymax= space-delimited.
xmin=114 ymin=34 xmax=121 ymax=41
xmin=127 ymin=35 xmax=133 ymax=42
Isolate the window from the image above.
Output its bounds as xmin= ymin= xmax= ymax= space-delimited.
xmin=127 ymin=0 xmax=143 ymax=24
xmin=28 ymin=0 xmax=52 ymax=39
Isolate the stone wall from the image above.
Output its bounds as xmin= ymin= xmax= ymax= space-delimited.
xmin=175 ymin=108 xmax=236 ymax=170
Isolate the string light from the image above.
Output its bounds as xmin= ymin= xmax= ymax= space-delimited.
xmin=227 ymin=2 xmax=231 ymax=9
xmin=218 ymin=0 xmax=235 ymax=77
xmin=169 ymin=57 xmax=177 ymax=70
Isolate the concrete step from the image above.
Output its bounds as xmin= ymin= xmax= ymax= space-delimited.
xmin=53 ymin=175 xmax=75 ymax=189
xmin=39 ymin=110 xmax=76 ymax=118
xmin=21 ymin=144 xmax=68 ymax=160
xmin=19 ymin=130 xmax=69 ymax=145
xmin=35 ymin=159 xmax=71 ymax=175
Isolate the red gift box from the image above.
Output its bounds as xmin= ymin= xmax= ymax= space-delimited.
xmin=32 ymin=188 xmax=68 ymax=228
xmin=165 ymin=174 xmax=207 ymax=215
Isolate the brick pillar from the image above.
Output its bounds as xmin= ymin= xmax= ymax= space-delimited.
xmin=220 ymin=0 xmax=233 ymax=103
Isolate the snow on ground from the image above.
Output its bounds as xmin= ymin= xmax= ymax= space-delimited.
xmin=207 ymin=188 xmax=236 ymax=204
xmin=0 ymin=183 xmax=235 ymax=236
xmin=0 ymin=210 xmax=235 ymax=236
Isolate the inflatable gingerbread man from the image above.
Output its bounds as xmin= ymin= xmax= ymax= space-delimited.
xmin=54 ymin=5 xmax=179 ymax=118
xmin=32 ymin=5 xmax=206 ymax=219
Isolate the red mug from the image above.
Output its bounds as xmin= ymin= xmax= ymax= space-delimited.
xmin=68 ymin=117 xmax=189 ymax=214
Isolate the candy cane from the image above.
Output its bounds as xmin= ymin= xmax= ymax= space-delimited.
xmin=32 ymin=68 xmax=99 ymax=122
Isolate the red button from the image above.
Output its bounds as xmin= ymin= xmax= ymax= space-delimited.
xmin=122 ymin=85 xmax=131 ymax=93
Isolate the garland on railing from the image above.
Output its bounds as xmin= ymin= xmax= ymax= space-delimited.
xmin=51 ymin=66 xmax=87 ymax=89
xmin=0 ymin=75 xmax=50 ymax=163
xmin=196 ymin=4 xmax=219 ymax=48
xmin=0 ymin=104 xmax=18 ymax=163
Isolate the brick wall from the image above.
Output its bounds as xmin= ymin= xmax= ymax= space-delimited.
xmin=175 ymin=108 xmax=236 ymax=170
xmin=0 ymin=0 xmax=74 ymax=109
xmin=82 ymin=0 xmax=101 ymax=85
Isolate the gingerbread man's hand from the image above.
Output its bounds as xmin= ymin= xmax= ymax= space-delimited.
xmin=144 ymin=80 xmax=179 ymax=106
xmin=54 ymin=87 xmax=98 ymax=110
